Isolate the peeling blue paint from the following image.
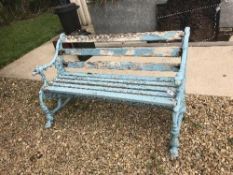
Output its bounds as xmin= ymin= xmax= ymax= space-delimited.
xmin=141 ymin=31 xmax=179 ymax=41
xmin=33 ymin=27 xmax=190 ymax=158
xmin=58 ymin=74 xmax=177 ymax=87
xmin=67 ymin=61 xmax=179 ymax=72
xmin=63 ymin=47 xmax=181 ymax=57
xmin=134 ymin=48 xmax=153 ymax=56
xmin=63 ymin=72 xmax=176 ymax=82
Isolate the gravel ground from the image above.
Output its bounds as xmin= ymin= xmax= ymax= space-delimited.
xmin=0 ymin=77 xmax=232 ymax=175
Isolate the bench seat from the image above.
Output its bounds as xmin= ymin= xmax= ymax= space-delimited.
xmin=44 ymin=73 xmax=177 ymax=107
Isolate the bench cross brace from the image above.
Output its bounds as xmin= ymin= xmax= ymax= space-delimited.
xmin=39 ymin=90 xmax=72 ymax=128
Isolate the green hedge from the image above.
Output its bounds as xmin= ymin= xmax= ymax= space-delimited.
xmin=0 ymin=0 xmax=59 ymax=26
xmin=0 ymin=12 xmax=61 ymax=68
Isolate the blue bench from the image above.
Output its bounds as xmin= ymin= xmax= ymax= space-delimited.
xmin=33 ymin=27 xmax=190 ymax=158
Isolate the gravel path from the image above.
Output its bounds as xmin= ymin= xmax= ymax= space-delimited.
xmin=0 ymin=77 xmax=232 ymax=174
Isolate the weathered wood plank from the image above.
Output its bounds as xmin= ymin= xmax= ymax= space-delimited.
xmin=62 ymin=72 xmax=176 ymax=82
xmin=65 ymin=61 xmax=179 ymax=72
xmin=94 ymin=41 xmax=233 ymax=48
xmin=61 ymin=47 xmax=181 ymax=57
xmin=65 ymin=31 xmax=184 ymax=43
xmin=54 ymin=78 xmax=177 ymax=92
xmin=60 ymin=40 xmax=233 ymax=49
xmin=58 ymin=74 xmax=177 ymax=87
xmin=44 ymin=86 xmax=176 ymax=107
xmin=52 ymin=82 xmax=176 ymax=98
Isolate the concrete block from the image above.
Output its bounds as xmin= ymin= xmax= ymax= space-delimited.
xmin=219 ymin=0 xmax=233 ymax=28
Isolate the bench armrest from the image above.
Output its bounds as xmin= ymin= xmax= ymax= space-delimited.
xmin=175 ymin=27 xmax=190 ymax=85
xmin=33 ymin=34 xmax=65 ymax=85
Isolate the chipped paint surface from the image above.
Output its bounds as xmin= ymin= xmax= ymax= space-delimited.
xmin=54 ymin=77 xmax=177 ymax=92
xmin=58 ymin=74 xmax=177 ymax=87
xmin=66 ymin=61 xmax=179 ymax=72
xmin=52 ymin=82 xmax=176 ymax=98
xmin=45 ymin=86 xmax=176 ymax=107
xmin=170 ymin=27 xmax=190 ymax=158
xmin=63 ymin=47 xmax=181 ymax=57
xmin=33 ymin=27 xmax=190 ymax=158
xmin=62 ymin=72 xmax=176 ymax=82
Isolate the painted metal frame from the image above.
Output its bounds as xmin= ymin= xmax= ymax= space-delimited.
xmin=33 ymin=34 xmax=72 ymax=128
xmin=33 ymin=27 xmax=190 ymax=158
xmin=170 ymin=27 xmax=190 ymax=158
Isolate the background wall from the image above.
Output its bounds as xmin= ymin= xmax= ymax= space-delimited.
xmin=220 ymin=0 xmax=233 ymax=28
xmin=88 ymin=0 xmax=168 ymax=34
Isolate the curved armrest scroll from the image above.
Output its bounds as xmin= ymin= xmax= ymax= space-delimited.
xmin=32 ymin=33 xmax=65 ymax=84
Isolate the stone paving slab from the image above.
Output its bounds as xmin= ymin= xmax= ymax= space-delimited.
xmin=186 ymin=46 xmax=233 ymax=97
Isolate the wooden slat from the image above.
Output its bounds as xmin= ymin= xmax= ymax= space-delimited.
xmin=65 ymin=69 xmax=177 ymax=77
xmin=44 ymin=86 xmax=176 ymax=107
xmin=65 ymin=61 xmax=179 ymax=72
xmin=63 ymin=72 xmax=176 ymax=82
xmin=81 ymin=41 xmax=233 ymax=48
xmin=54 ymin=77 xmax=177 ymax=92
xmin=61 ymin=47 xmax=181 ymax=57
xmin=52 ymin=82 xmax=175 ymax=98
xmin=65 ymin=31 xmax=184 ymax=43
xmin=94 ymin=41 xmax=181 ymax=48
xmin=57 ymin=74 xmax=177 ymax=87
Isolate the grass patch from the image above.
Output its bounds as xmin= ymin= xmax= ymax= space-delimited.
xmin=0 ymin=12 xmax=61 ymax=68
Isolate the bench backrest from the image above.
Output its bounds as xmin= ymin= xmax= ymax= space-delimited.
xmin=57 ymin=27 xmax=190 ymax=76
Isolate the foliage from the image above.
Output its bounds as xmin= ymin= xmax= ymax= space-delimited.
xmin=0 ymin=1 xmax=10 ymax=25
xmin=0 ymin=0 xmax=59 ymax=26
xmin=0 ymin=13 xmax=61 ymax=68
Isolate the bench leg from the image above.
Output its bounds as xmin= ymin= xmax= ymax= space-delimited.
xmin=170 ymin=95 xmax=186 ymax=158
xmin=39 ymin=90 xmax=54 ymax=128
xmin=170 ymin=110 xmax=180 ymax=158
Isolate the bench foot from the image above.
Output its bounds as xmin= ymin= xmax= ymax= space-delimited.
xmin=170 ymin=130 xmax=179 ymax=158
xmin=45 ymin=118 xmax=53 ymax=128
xmin=170 ymin=147 xmax=179 ymax=159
